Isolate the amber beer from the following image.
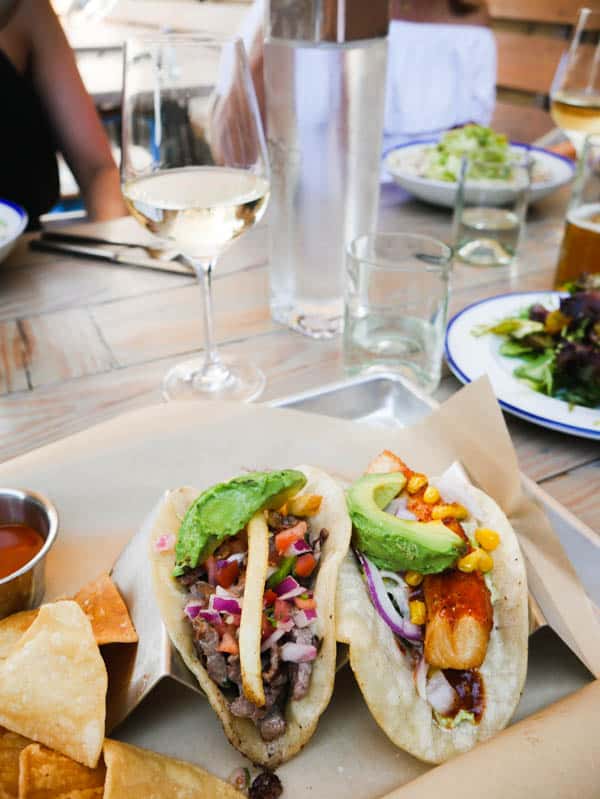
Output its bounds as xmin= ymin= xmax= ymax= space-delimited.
xmin=554 ymin=203 xmax=600 ymax=287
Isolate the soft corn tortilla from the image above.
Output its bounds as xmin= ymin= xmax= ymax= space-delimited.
xmin=18 ymin=743 xmax=105 ymax=799
xmin=336 ymin=468 xmax=528 ymax=764
xmin=150 ymin=466 xmax=351 ymax=768
xmin=0 ymin=602 xmax=107 ymax=769
xmin=103 ymin=739 xmax=243 ymax=798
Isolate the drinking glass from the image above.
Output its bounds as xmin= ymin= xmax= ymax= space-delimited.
xmin=551 ymin=8 xmax=600 ymax=156
xmin=554 ymin=132 xmax=600 ymax=287
xmin=452 ymin=152 xmax=532 ymax=267
xmin=121 ymin=35 xmax=270 ymax=401
xmin=343 ymin=233 xmax=451 ymax=394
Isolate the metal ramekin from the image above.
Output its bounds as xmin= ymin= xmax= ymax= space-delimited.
xmin=0 ymin=489 xmax=59 ymax=620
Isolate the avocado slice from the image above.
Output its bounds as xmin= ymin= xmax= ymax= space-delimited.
xmin=347 ymin=473 xmax=466 ymax=574
xmin=174 ymin=469 xmax=307 ymax=576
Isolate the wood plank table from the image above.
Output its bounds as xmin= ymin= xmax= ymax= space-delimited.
xmin=0 ymin=182 xmax=598 ymax=534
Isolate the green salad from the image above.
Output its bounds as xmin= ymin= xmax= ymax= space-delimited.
xmin=422 ymin=125 xmax=512 ymax=182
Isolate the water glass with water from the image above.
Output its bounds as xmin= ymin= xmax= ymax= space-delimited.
xmin=453 ymin=152 xmax=532 ymax=267
xmin=343 ymin=233 xmax=451 ymax=393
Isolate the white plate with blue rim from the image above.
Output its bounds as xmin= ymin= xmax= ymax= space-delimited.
xmin=0 ymin=199 xmax=28 ymax=265
xmin=383 ymin=140 xmax=575 ymax=208
xmin=445 ymin=291 xmax=600 ymax=440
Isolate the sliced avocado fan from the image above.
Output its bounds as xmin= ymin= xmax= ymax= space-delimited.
xmin=174 ymin=469 xmax=307 ymax=576
xmin=347 ymin=473 xmax=466 ymax=574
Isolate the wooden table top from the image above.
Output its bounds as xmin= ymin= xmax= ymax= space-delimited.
xmin=0 ymin=182 xmax=598 ymax=534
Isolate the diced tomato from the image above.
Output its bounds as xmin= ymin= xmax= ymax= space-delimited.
xmin=294 ymin=595 xmax=317 ymax=611
xmin=275 ymin=522 xmax=308 ymax=555
xmin=294 ymin=553 xmax=317 ymax=578
xmin=274 ymin=599 xmax=291 ymax=622
xmin=263 ymin=589 xmax=278 ymax=607
xmin=216 ymin=559 xmax=240 ymax=589
xmin=217 ymin=631 xmax=239 ymax=655
xmin=262 ymin=614 xmax=275 ymax=640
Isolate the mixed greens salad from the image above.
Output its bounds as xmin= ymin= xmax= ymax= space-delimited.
xmin=422 ymin=125 xmax=512 ymax=182
xmin=474 ymin=275 xmax=600 ymax=408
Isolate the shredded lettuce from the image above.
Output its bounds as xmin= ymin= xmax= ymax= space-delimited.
xmin=422 ymin=125 xmax=511 ymax=182
xmin=434 ymin=709 xmax=476 ymax=729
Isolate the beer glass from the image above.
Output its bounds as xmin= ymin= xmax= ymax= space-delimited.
xmin=550 ymin=8 xmax=600 ymax=155
xmin=554 ymin=133 xmax=600 ymax=287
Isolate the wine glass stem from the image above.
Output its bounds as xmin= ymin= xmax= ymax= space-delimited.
xmin=193 ymin=258 xmax=228 ymax=381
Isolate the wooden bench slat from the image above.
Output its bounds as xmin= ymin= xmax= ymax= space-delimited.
xmin=488 ymin=0 xmax=593 ymax=26
xmin=495 ymin=30 xmax=565 ymax=94
xmin=491 ymin=100 xmax=554 ymax=142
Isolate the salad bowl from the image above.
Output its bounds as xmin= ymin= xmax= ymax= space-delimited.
xmin=0 ymin=199 xmax=28 ymax=265
xmin=384 ymin=130 xmax=574 ymax=209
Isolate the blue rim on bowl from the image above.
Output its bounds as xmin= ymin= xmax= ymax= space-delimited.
xmin=0 ymin=198 xmax=28 ymax=240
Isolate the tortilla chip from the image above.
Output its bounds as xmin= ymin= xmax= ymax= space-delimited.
xmin=0 ymin=575 xmax=136 ymax=658
xmin=103 ymin=740 xmax=242 ymax=799
xmin=0 ymin=728 xmax=31 ymax=799
xmin=73 ymin=573 xmax=138 ymax=646
xmin=0 ymin=612 xmax=37 ymax=660
xmin=18 ymin=744 xmax=105 ymax=799
xmin=0 ymin=602 xmax=107 ymax=768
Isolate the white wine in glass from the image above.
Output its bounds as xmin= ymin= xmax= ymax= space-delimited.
xmin=121 ymin=35 xmax=270 ymax=401
xmin=550 ymin=8 xmax=600 ymax=154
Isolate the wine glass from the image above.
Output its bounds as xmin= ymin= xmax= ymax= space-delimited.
xmin=121 ymin=35 xmax=270 ymax=401
xmin=550 ymin=8 xmax=600 ymax=155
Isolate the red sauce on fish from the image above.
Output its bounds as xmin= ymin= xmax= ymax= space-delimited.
xmin=0 ymin=524 xmax=44 ymax=579
xmin=424 ymin=570 xmax=493 ymax=629
xmin=443 ymin=668 xmax=485 ymax=723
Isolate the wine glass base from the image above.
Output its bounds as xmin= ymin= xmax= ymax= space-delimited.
xmin=161 ymin=355 xmax=266 ymax=402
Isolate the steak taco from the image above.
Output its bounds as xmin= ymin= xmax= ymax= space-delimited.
xmin=150 ymin=466 xmax=351 ymax=767
xmin=336 ymin=451 xmax=528 ymax=763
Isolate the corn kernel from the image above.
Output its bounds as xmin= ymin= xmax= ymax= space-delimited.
xmin=544 ymin=309 xmax=571 ymax=335
xmin=475 ymin=527 xmax=500 ymax=551
xmin=407 ymin=474 xmax=428 ymax=494
xmin=457 ymin=551 xmax=480 ymax=573
xmin=431 ymin=502 xmax=469 ymax=521
xmin=477 ymin=550 xmax=494 ymax=573
xmin=423 ymin=485 xmax=440 ymax=504
xmin=405 ymin=570 xmax=424 ymax=586
xmin=409 ymin=600 xmax=426 ymax=626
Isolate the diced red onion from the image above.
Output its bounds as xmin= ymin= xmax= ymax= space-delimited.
xmin=385 ymin=497 xmax=417 ymax=521
xmin=286 ymin=538 xmax=312 ymax=557
xmin=154 ymin=533 xmax=176 ymax=552
xmin=274 ymin=576 xmax=306 ymax=599
xmin=281 ymin=642 xmax=317 ymax=662
xmin=184 ymin=601 xmax=204 ymax=620
xmin=426 ymin=669 xmax=457 ymax=715
xmin=292 ymin=608 xmax=317 ymax=628
xmin=211 ymin=596 xmax=242 ymax=614
xmin=198 ymin=609 xmax=221 ymax=624
xmin=261 ymin=619 xmax=294 ymax=651
xmin=414 ymin=656 xmax=428 ymax=702
xmin=215 ymin=586 xmax=237 ymax=598
xmin=358 ymin=553 xmax=423 ymax=642
xmin=216 ymin=552 xmax=246 ymax=568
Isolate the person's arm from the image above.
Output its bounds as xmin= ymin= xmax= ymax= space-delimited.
xmin=17 ymin=0 xmax=127 ymax=220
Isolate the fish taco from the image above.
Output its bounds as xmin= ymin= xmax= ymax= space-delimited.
xmin=336 ymin=451 xmax=528 ymax=763
xmin=150 ymin=466 xmax=351 ymax=767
